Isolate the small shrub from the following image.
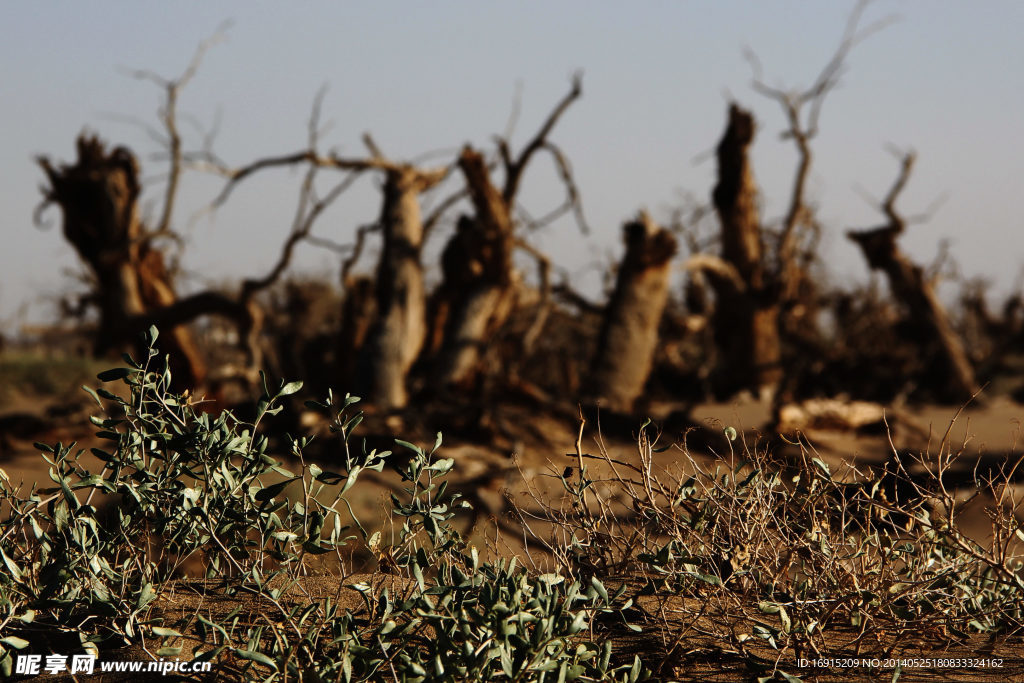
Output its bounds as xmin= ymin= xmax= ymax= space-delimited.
xmin=518 ymin=418 xmax=1024 ymax=679
xmin=0 ymin=327 xmax=647 ymax=681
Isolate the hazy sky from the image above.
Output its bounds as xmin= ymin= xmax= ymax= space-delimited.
xmin=3 ymin=2 xmax=1022 ymax=326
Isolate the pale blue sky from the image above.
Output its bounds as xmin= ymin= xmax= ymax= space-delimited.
xmin=2 ymin=2 xmax=1022 ymax=325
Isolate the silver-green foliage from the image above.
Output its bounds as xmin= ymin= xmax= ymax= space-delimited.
xmin=0 ymin=327 xmax=647 ymax=681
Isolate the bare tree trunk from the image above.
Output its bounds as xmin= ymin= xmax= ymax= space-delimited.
xmin=358 ymin=167 xmax=440 ymax=410
xmin=709 ymin=105 xmax=782 ymax=397
xmin=337 ymin=276 xmax=377 ymax=391
xmin=432 ymin=147 xmax=516 ymax=389
xmin=587 ymin=212 xmax=676 ymax=412
xmin=37 ymin=135 xmax=206 ymax=389
xmin=847 ymin=153 xmax=978 ymax=403
xmin=428 ymin=78 xmax=585 ymax=395
xmin=849 ymin=229 xmax=977 ymax=400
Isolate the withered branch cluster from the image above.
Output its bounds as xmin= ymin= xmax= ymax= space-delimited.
xmin=846 ymin=152 xmax=979 ymax=402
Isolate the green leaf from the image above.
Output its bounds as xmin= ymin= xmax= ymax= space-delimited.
xmin=0 ymin=549 xmax=23 ymax=581
xmin=81 ymin=385 xmax=104 ymax=407
xmin=500 ymin=648 xmax=514 ymax=677
xmin=279 ymin=381 xmax=303 ymax=397
xmin=538 ymin=573 xmax=564 ymax=586
xmin=778 ymin=606 xmax=791 ymax=634
xmin=151 ymin=626 xmax=182 ymax=637
xmin=97 ymin=367 xmax=133 ymax=382
xmin=340 ymin=466 xmax=362 ymax=495
xmin=95 ymin=387 xmax=121 ymax=401
xmin=628 ymin=655 xmax=641 ymax=683
xmin=0 ymin=637 xmax=29 ymax=650
xmin=394 ymin=439 xmax=423 ymax=455
xmin=254 ymin=478 xmax=296 ymax=502
xmin=313 ymin=469 xmax=345 ymax=485
xmin=136 ymin=583 xmax=157 ymax=610
xmin=694 ymin=571 xmax=721 ymax=586
xmin=428 ymin=458 xmax=455 ymax=474
xmin=156 ymin=647 xmax=183 ymax=657
xmin=235 ymin=649 xmax=277 ymax=669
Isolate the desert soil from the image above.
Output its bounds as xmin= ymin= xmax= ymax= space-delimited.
xmin=5 ymin=391 xmax=1024 ymax=681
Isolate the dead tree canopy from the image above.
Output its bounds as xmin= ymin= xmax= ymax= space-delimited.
xmin=687 ymin=6 xmax=886 ymax=403
xmin=847 ymin=152 xmax=979 ymax=403
xmin=37 ymin=135 xmax=206 ymax=389
xmin=587 ymin=212 xmax=677 ymax=413
xmin=707 ymin=104 xmax=782 ymax=398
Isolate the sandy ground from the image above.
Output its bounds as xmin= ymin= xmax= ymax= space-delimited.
xmin=5 ymin=392 xmax=1024 ymax=557
xmin=5 ymin=392 xmax=1024 ymax=680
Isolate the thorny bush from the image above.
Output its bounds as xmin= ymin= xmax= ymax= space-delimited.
xmin=515 ymin=417 xmax=1024 ymax=680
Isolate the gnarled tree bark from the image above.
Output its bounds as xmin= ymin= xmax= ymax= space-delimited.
xmin=37 ymin=135 xmax=206 ymax=389
xmin=586 ymin=212 xmax=677 ymax=412
xmin=708 ymin=104 xmax=782 ymax=398
xmin=847 ymin=153 xmax=978 ymax=402
xmin=431 ymin=148 xmax=517 ymax=390
xmin=357 ymin=164 xmax=445 ymax=410
xmin=430 ymin=76 xmax=585 ymax=393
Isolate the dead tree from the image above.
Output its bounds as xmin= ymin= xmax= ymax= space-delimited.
xmin=37 ymin=136 xmax=206 ymax=389
xmin=37 ymin=126 xmax=361 ymax=393
xmin=355 ymin=152 xmax=447 ymax=410
xmin=36 ymin=35 xmax=374 ymax=393
xmin=203 ymin=135 xmax=449 ymax=410
xmin=686 ymin=5 xmax=889 ymax=399
xmin=431 ymin=149 xmax=517 ymax=389
xmin=586 ymin=212 xmax=677 ymax=412
xmin=847 ymin=152 xmax=979 ymax=402
xmin=431 ymin=76 xmax=586 ymax=391
xmin=708 ymin=104 xmax=783 ymax=397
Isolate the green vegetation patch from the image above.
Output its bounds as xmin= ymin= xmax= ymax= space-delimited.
xmin=0 ymin=352 xmax=107 ymax=405
xmin=2 ymin=327 xmax=1024 ymax=681
xmin=0 ymin=328 xmax=647 ymax=681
